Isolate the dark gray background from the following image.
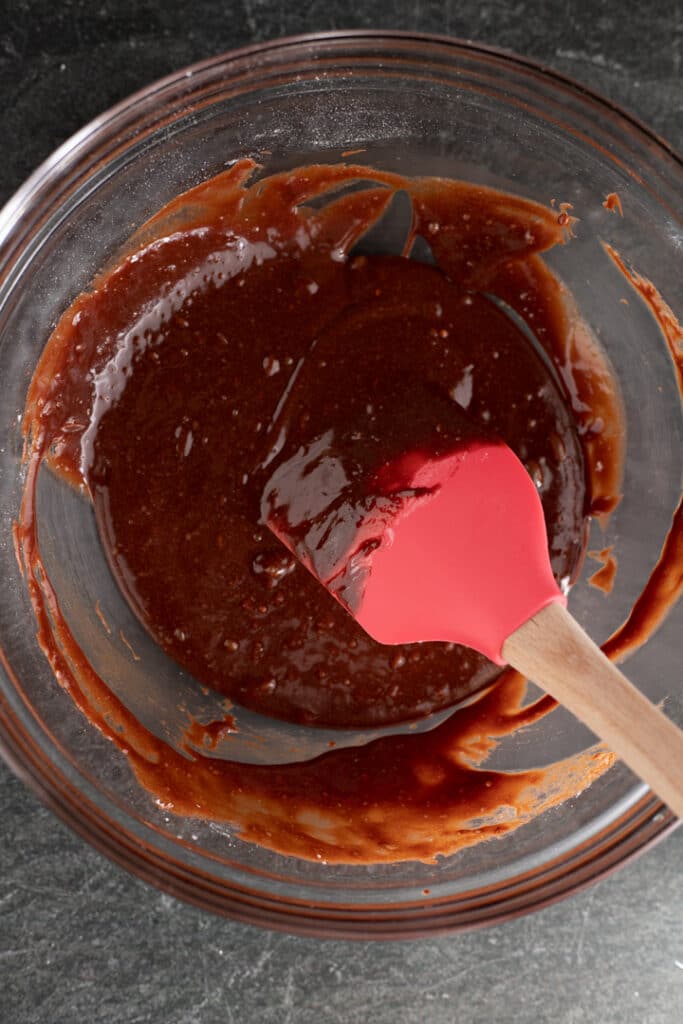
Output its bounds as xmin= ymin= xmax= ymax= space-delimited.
xmin=1 ymin=2 xmax=681 ymax=1022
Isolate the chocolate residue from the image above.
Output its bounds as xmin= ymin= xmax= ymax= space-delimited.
xmin=603 ymin=192 xmax=624 ymax=216
xmin=600 ymin=245 xmax=683 ymax=662
xmin=588 ymin=546 xmax=618 ymax=594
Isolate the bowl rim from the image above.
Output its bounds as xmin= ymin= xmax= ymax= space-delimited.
xmin=0 ymin=29 xmax=680 ymax=938
xmin=1 ymin=29 xmax=680 ymax=246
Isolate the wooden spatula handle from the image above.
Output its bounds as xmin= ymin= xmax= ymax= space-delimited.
xmin=502 ymin=602 xmax=683 ymax=820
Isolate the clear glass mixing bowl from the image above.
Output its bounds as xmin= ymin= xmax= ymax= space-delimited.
xmin=0 ymin=32 xmax=680 ymax=937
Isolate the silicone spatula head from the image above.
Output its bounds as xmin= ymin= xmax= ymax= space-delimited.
xmin=264 ymin=438 xmax=565 ymax=665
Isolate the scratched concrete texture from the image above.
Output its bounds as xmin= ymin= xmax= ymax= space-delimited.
xmin=1 ymin=1 xmax=682 ymax=1022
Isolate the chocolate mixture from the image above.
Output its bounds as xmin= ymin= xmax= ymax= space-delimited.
xmin=17 ymin=161 xmax=678 ymax=864
xmin=30 ymin=162 xmax=617 ymax=728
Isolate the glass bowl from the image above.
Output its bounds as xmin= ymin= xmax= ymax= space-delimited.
xmin=0 ymin=31 xmax=680 ymax=938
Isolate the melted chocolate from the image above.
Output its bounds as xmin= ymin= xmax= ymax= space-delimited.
xmin=16 ymin=162 xmax=680 ymax=866
xmin=27 ymin=163 xmax=609 ymax=729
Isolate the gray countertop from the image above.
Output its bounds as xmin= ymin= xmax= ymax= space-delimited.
xmin=1 ymin=2 xmax=681 ymax=1022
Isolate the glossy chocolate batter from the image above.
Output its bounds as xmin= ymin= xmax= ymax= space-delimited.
xmin=22 ymin=161 xmax=678 ymax=866
xmin=29 ymin=162 xmax=614 ymax=729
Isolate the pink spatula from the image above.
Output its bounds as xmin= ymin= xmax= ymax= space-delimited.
xmin=265 ymin=439 xmax=683 ymax=819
